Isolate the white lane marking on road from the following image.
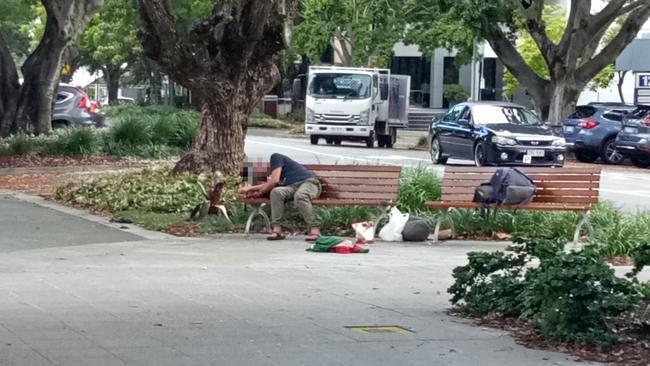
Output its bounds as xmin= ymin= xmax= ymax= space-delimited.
xmin=247 ymin=139 xmax=432 ymax=165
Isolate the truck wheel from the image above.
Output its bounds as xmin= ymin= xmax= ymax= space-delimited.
xmin=325 ymin=138 xmax=333 ymax=145
xmin=334 ymin=138 xmax=342 ymax=145
xmin=310 ymin=135 xmax=319 ymax=145
xmin=575 ymin=149 xmax=598 ymax=163
xmin=365 ymin=133 xmax=375 ymax=148
xmin=601 ymin=138 xmax=625 ymax=165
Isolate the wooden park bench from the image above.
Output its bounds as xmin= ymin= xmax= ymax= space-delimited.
xmin=238 ymin=164 xmax=402 ymax=234
xmin=426 ymin=166 xmax=601 ymax=243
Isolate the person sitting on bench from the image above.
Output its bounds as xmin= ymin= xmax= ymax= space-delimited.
xmin=239 ymin=153 xmax=322 ymax=241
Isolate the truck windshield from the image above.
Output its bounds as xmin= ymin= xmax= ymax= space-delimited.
xmin=308 ymin=73 xmax=372 ymax=99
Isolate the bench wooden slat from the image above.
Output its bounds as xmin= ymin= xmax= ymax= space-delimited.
xmin=312 ymin=171 xmax=400 ymax=179
xmin=426 ymin=201 xmax=590 ymax=212
xmin=320 ymin=177 xmax=400 ymax=186
xmin=440 ymin=180 xmax=600 ymax=189
xmin=445 ymin=173 xmax=600 ymax=182
xmin=322 ymin=185 xmax=399 ymax=193
xmin=240 ymin=198 xmax=395 ymax=206
xmin=442 ymin=166 xmax=600 ymax=174
xmin=442 ymin=187 xmax=599 ymax=196
xmin=306 ymin=165 xmax=401 ymax=172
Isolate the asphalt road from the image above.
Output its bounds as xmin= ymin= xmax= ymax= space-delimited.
xmin=244 ymin=134 xmax=650 ymax=213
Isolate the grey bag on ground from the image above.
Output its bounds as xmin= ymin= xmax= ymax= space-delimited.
xmin=402 ymin=216 xmax=432 ymax=242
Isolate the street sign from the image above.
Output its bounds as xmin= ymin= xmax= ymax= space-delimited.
xmin=636 ymin=73 xmax=650 ymax=88
xmin=635 ymin=73 xmax=650 ymax=104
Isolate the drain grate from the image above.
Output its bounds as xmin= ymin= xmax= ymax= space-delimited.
xmin=345 ymin=325 xmax=414 ymax=334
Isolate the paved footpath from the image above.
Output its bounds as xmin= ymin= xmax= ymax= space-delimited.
xmin=0 ymin=192 xmax=604 ymax=366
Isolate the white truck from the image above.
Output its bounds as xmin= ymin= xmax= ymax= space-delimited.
xmin=304 ymin=66 xmax=411 ymax=148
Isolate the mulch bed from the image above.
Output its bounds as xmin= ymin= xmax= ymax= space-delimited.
xmin=0 ymin=174 xmax=58 ymax=195
xmin=0 ymin=154 xmax=126 ymax=168
xmin=464 ymin=311 xmax=650 ymax=366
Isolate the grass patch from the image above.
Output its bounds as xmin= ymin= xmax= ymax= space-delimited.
xmin=113 ymin=210 xmax=187 ymax=231
xmin=249 ymin=113 xmax=293 ymax=129
xmin=397 ymin=168 xmax=442 ymax=214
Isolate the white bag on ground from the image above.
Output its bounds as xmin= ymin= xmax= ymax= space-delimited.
xmin=379 ymin=207 xmax=410 ymax=242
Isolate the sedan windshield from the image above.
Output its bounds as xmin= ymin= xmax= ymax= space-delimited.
xmin=472 ymin=105 xmax=543 ymax=126
xmin=308 ymin=73 xmax=372 ymax=99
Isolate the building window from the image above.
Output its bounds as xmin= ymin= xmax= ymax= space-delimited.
xmin=443 ymin=57 xmax=459 ymax=85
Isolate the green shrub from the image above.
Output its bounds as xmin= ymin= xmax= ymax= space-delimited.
xmin=397 ymin=168 xmax=441 ymax=213
xmin=54 ymin=166 xmax=212 ymax=213
xmin=248 ymin=115 xmax=292 ymax=129
xmin=47 ymin=128 xmax=99 ymax=156
xmin=628 ymin=241 xmax=650 ymax=278
xmin=449 ymin=237 xmax=641 ymax=345
xmin=522 ymin=250 xmax=638 ymax=344
xmin=589 ymin=204 xmax=650 ymax=256
xmin=443 ymin=84 xmax=470 ymax=103
xmin=111 ymin=116 xmax=153 ymax=146
xmin=5 ymin=133 xmax=36 ymax=155
xmin=448 ymin=251 xmax=528 ymax=315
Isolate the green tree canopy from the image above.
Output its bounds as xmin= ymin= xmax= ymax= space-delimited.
xmin=292 ymin=0 xmax=406 ymax=67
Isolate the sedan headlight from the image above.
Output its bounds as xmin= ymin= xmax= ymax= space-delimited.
xmin=306 ymin=108 xmax=315 ymax=123
xmin=552 ymin=138 xmax=566 ymax=147
xmin=492 ymin=136 xmax=517 ymax=146
xmin=360 ymin=109 xmax=370 ymax=125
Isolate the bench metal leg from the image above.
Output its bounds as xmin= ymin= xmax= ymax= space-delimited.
xmin=572 ymin=210 xmax=590 ymax=245
xmin=244 ymin=204 xmax=271 ymax=236
xmin=432 ymin=208 xmax=452 ymax=243
xmin=214 ymin=205 xmax=231 ymax=223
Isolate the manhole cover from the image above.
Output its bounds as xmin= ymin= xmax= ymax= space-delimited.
xmin=345 ymin=326 xmax=414 ymax=334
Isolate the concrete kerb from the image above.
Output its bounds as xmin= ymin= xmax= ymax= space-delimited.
xmin=0 ymin=189 xmax=176 ymax=241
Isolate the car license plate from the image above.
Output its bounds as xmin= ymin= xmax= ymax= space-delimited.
xmin=523 ymin=155 xmax=532 ymax=164
xmin=527 ymin=149 xmax=545 ymax=157
xmin=564 ymin=126 xmax=575 ymax=133
xmin=624 ymin=127 xmax=638 ymax=134
xmin=330 ymin=127 xmax=343 ymax=132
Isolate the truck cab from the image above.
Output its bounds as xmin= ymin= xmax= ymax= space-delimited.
xmin=304 ymin=66 xmax=409 ymax=148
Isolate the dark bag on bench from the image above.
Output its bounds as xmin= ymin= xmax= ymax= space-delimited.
xmin=490 ymin=167 xmax=536 ymax=206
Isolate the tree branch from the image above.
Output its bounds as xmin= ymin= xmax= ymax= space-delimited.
xmin=520 ymin=0 xmax=555 ymax=68
xmin=484 ymin=25 xmax=549 ymax=102
xmin=557 ymin=0 xmax=591 ymax=65
xmin=578 ymin=6 xmax=650 ymax=82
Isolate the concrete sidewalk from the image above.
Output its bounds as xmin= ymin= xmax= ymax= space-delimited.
xmin=0 ymin=193 xmax=602 ymax=366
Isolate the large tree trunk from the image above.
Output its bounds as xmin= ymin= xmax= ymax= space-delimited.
xmin=0 ymin=0 xmax=102 ymax=135
xmin=139 ymin=0 xmax=297 ymax=174
xmin=0 ymin=35 xmax=19 ymax=137
xmin=104 ymin=64 xmax=121 ymax=105
xmin=546 ymin=81 xmax=581 ymax=126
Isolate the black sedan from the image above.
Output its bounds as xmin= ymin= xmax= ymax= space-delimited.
xmin=428 ymin=102 xmax=566 ymax=167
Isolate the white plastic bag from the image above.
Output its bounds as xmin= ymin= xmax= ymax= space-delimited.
xmin=379 ymin=207 xmax=409 ymax=242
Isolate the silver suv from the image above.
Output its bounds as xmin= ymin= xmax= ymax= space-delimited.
xmin=53 ymin=84 xmax=104 ymax=128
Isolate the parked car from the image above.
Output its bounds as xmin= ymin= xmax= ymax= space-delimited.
xmin=615 ymin=105 xmax=650 ymax=168
xmin=428 ymin=101 xmax=566 ymax=167
xmin=562 ymin=103 xmax=635 ymax=164
xmin=53 ymin=84 xmax=105 ymax=128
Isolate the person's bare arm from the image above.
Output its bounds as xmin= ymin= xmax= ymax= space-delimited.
xmin=239 ymin=168 xmax=282 ymax=196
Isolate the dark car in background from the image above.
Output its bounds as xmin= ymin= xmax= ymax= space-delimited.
xmin=615 ymin=105 xmax=650 ymax=168
xmin=562 ymin=103 xmax=635 ymax=164
xmin=428 ymin=102 xmax=566 ymax=167
xmin=53 ymin=84 xmax=104 ymax=128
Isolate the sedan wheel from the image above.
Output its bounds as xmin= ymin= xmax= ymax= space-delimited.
xmin=430 ymin=136 xmax=447 ymax=164
xmin=474 ymin=142 xmax=488 ymax=167
xmin=601 ymin=139 xmax=625 ymax=165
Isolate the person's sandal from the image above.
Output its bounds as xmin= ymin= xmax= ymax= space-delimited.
xmin=267 ymin=232 xmax=286 ymax=241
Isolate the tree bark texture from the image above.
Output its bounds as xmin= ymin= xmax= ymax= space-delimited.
xmin=617 ymin=71 xmax=628 ymax=104
xmin=485 ymin=0 xmax=650 ymax=124
xmin=0 ymin=35 xmax=19 ymax=137
xmin=0 ymin=0 xmax=102 ymax=136
xmin=104 ymin=64 xmax=121 ymax=105
xmin=138 ymin=0 xmax=298 ymax=175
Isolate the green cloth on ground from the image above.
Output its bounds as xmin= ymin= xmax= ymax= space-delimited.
xmin=306 ymin=236 xmax=344 ymax=252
